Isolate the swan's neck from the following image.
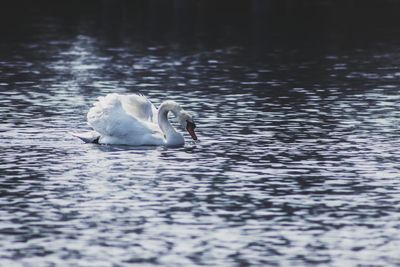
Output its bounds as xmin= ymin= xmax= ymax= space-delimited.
xmin=158 ymin=101 xmax=184 ymax=147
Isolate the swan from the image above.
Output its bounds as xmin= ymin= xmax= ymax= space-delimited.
xmin=72 ymin=93 xmax=197 ymax=147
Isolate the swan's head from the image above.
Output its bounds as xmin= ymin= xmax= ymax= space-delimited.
xmin=178 ymin=111 xmax=197 ymax=140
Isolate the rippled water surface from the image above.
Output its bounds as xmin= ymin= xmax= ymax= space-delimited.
xmin=1 ymin=14 xmax=400 ymax=267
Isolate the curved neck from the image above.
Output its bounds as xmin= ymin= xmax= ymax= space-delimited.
xmin=158 ymin=101 xmax=184 ymax=146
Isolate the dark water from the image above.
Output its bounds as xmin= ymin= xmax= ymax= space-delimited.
xmin=1 ymin=5 xmax=400 ymax=267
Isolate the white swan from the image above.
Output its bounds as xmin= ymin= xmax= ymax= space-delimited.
xmin=72 ymin=93 xmax=197 ymax=147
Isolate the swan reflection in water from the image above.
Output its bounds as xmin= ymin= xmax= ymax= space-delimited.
xmin=72 ymin=94 xmax=197 ymax=147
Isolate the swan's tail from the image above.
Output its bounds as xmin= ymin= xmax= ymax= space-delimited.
xmin=70 ymin=131 xmax=100 ymax=144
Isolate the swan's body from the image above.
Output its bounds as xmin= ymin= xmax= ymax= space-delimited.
xmin=72 ymin=93 xmax=197 ymax=147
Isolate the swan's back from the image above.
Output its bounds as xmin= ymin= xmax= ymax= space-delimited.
xmin=87 ymin=93 xmax=159 ymax=140
xmin=121 ymin=94 xmax=158 ymax=123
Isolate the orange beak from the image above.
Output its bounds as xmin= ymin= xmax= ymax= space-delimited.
xmin=186 ymin=121 xmax=197 ymax=140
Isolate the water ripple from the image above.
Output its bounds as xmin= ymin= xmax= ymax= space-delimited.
xmin=1 ymin=33 xmax=400 ymax=266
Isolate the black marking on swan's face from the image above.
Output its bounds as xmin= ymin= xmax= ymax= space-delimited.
xmin=186 ymin=120 xmax=197 ymax=140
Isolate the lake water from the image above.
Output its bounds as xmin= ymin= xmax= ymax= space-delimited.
xmin=1 ymin=5 xmax=400 ymax=267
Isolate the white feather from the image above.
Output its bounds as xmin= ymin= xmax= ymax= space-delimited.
xmin=72 ymin=93 xmax=196 ymax=146
xmin=86 ymin=93 xmax=162 ymax=145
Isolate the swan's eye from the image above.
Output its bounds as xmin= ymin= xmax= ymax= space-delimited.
xmin=186 ymin=120 xmax=196 ymax=129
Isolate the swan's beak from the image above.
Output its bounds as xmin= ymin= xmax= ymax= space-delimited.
xmin=186 ymin=121 xmax=197 ymax=140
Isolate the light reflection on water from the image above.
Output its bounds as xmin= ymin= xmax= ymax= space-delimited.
xmin=1 ymin=33 xmax=400 ymax=266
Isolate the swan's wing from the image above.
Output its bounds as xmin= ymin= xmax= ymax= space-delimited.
xmin=87 ymin=93 xmax=156 ymax=138
xmin=120 ymin=94 xmax=158 ymax=123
